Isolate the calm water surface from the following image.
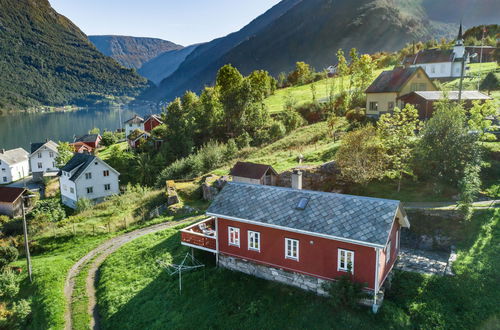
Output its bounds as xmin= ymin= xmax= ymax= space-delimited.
xmin=0 ymin=106 xmax=159 ymax=150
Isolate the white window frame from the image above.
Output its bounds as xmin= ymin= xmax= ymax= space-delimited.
xmin=228 ymin=227 xmax=240 ymax=247
xmin=70 ymin=187 xmax=74 ymax=194
xmin=85 ymin=172 xmax=92 ymax=180
xmin=86 ymin=186 xmax=93 ymax=194
xmin=37 ymin=152 xmax=42 ymax=158
xmin=103 ymin=170 xmax=110 ymax=177
xmin=386 ymin=240 xmax=391 ymax=264
xmin=104 ymin=184 xmax=111 ymax=191
xmin=37 ymin=162 xmax=43 ymax=169
xmin=338 ymin=249 xmax=354 ymax=273
xmin=49 ymin=151 xmax=54 ymax=158
xmin=285 ymin=238 xmax=299 ymax=261
xmin=248 ymin=231 xmax=260 ymax=252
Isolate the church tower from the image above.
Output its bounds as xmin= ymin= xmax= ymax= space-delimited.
xmin=453 ymin=21 xmax=465 ymax=59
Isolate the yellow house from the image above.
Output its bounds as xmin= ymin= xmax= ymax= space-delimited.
xmin=365 ymin=67 xmax=437 ymax=117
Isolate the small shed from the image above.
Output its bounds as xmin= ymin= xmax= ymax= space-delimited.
xmin=398 ymin=90 xmax=492 ymax=119
xmin=0 ymin=187 xmax=26 ymax=218
xmin=229 ymin=162 xmax=278 ymax=186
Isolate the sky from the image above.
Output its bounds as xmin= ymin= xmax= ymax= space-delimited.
xmin=49 ymin=0 xmax=282 ymax=46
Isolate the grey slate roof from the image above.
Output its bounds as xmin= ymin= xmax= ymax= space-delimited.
xmin=0 ymin=148 xmax=29 ymax=165
xmin=124 ymin=115 xmax=144 ymax=124
xmin=60 ymin=153 xmax=96 ymax=181
xmin=207 ymin=182 xmax=402 ymax=247
xmin=30 ymin=140 xmax=58 ymax=154
xmin=75 ymin=134 xmax=100 ymax=143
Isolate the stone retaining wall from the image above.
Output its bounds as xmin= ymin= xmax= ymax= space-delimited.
xmin=219 ymin=254 xmax=329 ymax=295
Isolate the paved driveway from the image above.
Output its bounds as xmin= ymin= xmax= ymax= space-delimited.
xmin=6 ymin=176 xmax=44 ymax=195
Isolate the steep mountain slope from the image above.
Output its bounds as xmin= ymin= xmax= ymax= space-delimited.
xmin=0 ymin=0 xmax=149 ymax=110
xmin=138 ymin=44 xmax=200 ymax=85
xmin=149 ymin=0 xmax=498 ymax=102
xmin=89 ymin=35 xmax=183 ymax=69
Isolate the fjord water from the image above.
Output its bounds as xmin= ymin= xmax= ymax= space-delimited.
xmin=0 ymin=106 xmax=157 ymax=150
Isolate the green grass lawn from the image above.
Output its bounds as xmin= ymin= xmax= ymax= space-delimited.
xmin=264 ymin=67 xmax=389 ymax=113
xmin=96 ymin=209 xmax=500 ymax=330
xmin=96 ymin=141 xmax=128 ymax=161
xmin=442 ymin=62 xmax=499 ymax=98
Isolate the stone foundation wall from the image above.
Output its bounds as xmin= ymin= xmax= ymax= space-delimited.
xmin=218 ymin=254 xmax=328 ymax=295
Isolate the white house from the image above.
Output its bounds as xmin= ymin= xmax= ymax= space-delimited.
xmin=30 ymin=140 xmax=59 ymax=182
xmin=124 ymin=115 xmax=145 ymax=138
xmin=0 ymin=148 xmax=29 ymax=184
xmin=404 ymin=23 xmax=469 ymax=79
xmin=59 ymin=153 xmax=120 ymax=209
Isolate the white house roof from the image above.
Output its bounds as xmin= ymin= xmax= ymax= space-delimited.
xmin=0 ymin=148 xmax=29 ymax=165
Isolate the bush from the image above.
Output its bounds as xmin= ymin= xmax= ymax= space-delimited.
xmin=0 ymin=269 xmax=20 ymax=299
xmin=345 ymin=108 xmax=366 ymax=123
xmin=268 ymin=121 xmax=286 ymax=141
xmin=276 ymin=108 xmax=305 ymax=133
xmin=0 ymin=215 xmax=10 ymax=225
xmin=9 ymin=299 xmax=31 ymax=329
xmin=0 ymin=246 xmax=18 ymax=271
xmin=323 ymin=273 xmax=368 ymax=309
xmin=236 ymin=131 xmax=252 ymax=149
xmin=101 ymin=131 xmax=118 ymax=146
xmin=30 ymin=199 xmax=66 ymax=223
xmin=296 ymin=102 xmax=327 ymax=124
xmin=76 ymin=198 xmax=93 ymax=213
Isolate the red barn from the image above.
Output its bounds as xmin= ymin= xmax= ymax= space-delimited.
xmin=144 ymin=114 xmax=163 ymax=133
xmin=181 ymin=182 xmax=409 ymax=311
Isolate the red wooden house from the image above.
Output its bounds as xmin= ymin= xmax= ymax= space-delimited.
xmin=144 ymin=114 xmax=163 ymax=132
xmin=74 ymin=134 xmax=102 ymax=149
xmin=182 ymin=182 xmax=409 ymax=311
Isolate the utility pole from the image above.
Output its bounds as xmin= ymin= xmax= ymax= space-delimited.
xmin=458 ymin=53 xmax=466 ymax=103
xmin=478 ymin=26 xmax=486 ymax=89
xmin=21 ymin=196 xmax=33 ymax=283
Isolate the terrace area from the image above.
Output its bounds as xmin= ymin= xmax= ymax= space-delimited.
xmin=180 ymin=217 xmax=217 ymax=253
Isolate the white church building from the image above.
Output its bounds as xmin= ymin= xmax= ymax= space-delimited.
xmin=59 ymin=153 xmax=119 ymax=209
xmin=403 ymin=23 xmax=469 ymax=79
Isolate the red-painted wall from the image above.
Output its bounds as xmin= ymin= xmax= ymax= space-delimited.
xmin=144 ymin=117 xmax=162 ymax=132
xmin=217 ymin=218 xmax=377 ymax=290
xmin=378 ymin=220 xmax=400 ymax=287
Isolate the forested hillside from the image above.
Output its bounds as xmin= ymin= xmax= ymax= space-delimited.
xmin=89 ymin=35 xmax=183 ymax=69
xmin=0 ymin=0 xmax=149 ymax=110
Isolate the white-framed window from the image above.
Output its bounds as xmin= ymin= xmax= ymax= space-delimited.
xmin=37 ymin=162 xmax=43 ymax=169
xmin=338 ymin=249 xmax=354 ymax=273
xmin=37 ymin=152 xmax=42 ymax=158
xmin=228 ymin=227 xmax=240 ymax=247
xmin=386 ymin=241 xmax=391 ymax=264
xmin=86 ymin=187 xmax=93 ymax=194
xmin=248 ymin=231 xmax=260 ymax=252
xmin=49 ymin=151 xmax=54 ymax=158
xmin=103 ymin=170 xmax=109 ymax=177
xmin=2 ymin=177 xmax=7 ymax=182
xmin=85 ymin=172 xmax=92 ymax=180
xmin=70 ymin=187 xmax=74 ymax=194
xmin=52 ymin=162 xmax=56 ymax=168
xmin=369 ymin=102 xmax=378 ymax=111
xmin=285 ymin=238 xmax=299 ymax=261
xmin=104 ymin=184 xmax=111 ymax=191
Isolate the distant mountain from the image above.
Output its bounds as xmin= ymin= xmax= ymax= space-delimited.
xmin=89 ymin=35 xmax=183 ymax=69
xmin=147 ymin=0 xmax=499 ymax=102
xmin=139 ymin=44 xmax=200 ymax=85
xmin=0 ymin=0 xmax=149 ymax=110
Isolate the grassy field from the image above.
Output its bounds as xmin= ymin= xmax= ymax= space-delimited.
xmin=96 ymin=209 xmax=500 ymax=330
xmin=442 ymin=62 xmax=500 ymax=100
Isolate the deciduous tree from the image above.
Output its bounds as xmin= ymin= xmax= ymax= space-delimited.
xmin=55 ymin=142 xmax=73 ymax=167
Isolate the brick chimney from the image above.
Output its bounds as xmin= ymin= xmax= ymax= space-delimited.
xmin=291 ymin=170 xmax=302 ymax=190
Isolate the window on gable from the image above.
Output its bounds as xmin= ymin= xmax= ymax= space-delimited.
xmin=70 ymin=187 xmax=74 ymax=194
xmin=86 ymin=187 xmax=93 ymax=194
xmin=103 ymin=170 xmax=109 ymax=177
xmin=228 ymin=227 xmax=240 ymax=247
xmin=49 ymin=151 xmax=54 ymax=158
xmin=37 ymin=152 xmax=42 ymax=158
xmin=248 ymin=231 xmax=260 ymax=251
xmin=85 ymin=172 xmax=92 ymax=180
xmin=386 ymin=241 xmax=391 ymax=264
xmin=285 ymin=238 xmax=299 ymax=261
xmin=338 ymin=249 xmax=354 ymax=273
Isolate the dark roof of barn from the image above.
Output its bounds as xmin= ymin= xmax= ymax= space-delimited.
xmin=403 ymin=49 xmax=455 ymax=65
xmin=207 ymin=183 xmax=405 ymax=247
xmin=0 ymin=187 xmax=26 ymax=203
xmin=60 ymin=153 xmax=96 ymax=181
xmin=365 ymin=67 xmax=419 ymax=93
xmin=75 ymin=134 xmax=100 ymax=143
xmin=229 ymin=162 xmax=277 ymax=180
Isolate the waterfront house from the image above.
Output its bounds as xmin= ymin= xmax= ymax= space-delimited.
xmin=124 ymin=115 xmax=145 ymax=137
xmin=365 ymin=67 xmax=437 ymax=117
xmin=59 ymin=153 xmax=119 ymax=209
xmin=0 ymin=187 xmax=27 ymax=218
xmin=74 ymin=134 xmax=102 ymax=149
xmin=398 ymin=90 xmax=492 ymax=119
xmin=181 ymin=182 xmax=409 ymax=311
xmin=30 ymin=140 xmax=59 ymax=182
xmin=0 ymin=148 xmax=29 ymax=184
xmin=229 ymin=162 xmax=278 ymax=186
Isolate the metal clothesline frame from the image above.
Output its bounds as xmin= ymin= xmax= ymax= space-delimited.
xmin=157 ymin=250 xmax=205 ymax=294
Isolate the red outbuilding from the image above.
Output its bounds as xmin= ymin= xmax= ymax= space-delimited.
xmin=181 ymin=182 xmax=410 ymax=311
xmin=144 ymin=114 xmax=163 ymax=133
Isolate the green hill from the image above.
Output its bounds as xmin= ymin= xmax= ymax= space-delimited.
xmin=0 ymin=0 xmax=150 ymax=110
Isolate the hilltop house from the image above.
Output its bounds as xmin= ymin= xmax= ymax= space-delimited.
xmin=399 ymin=90 xmax=492 ymax=119
xmin=0 ymin=148 xmax=29 ymax=184
xmin=144 ymin=114 xmax=163 ymax=132
xmin=127 ymin=130 xmax=151 ymax=149
xmin=403 ymin=23 xmax=469 ymax=79
xmin=30 ymin=140 xmax=59 ymax=182
xmin=125 ymin=114 xmax=163 ymax=138
xmin=74 ymin=134 xmax=102 ymax=149
xmin=59 ymin=153 xmax=119 ymax=209
xmin=71 ymin=142 xmax=94 ymax=154
xmin=365 ymin=67 xmax=437 ymax=117
xmin=229 ymin=162 xmax=278 ymax=186
xmin=181 ymin=182 xmax=409 ymax=311
xmin=0 ymin=187 xmax=27 ymax=218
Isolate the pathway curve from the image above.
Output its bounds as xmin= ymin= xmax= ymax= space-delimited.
xmin=64 ymin=218 xmax=196 ymax=330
